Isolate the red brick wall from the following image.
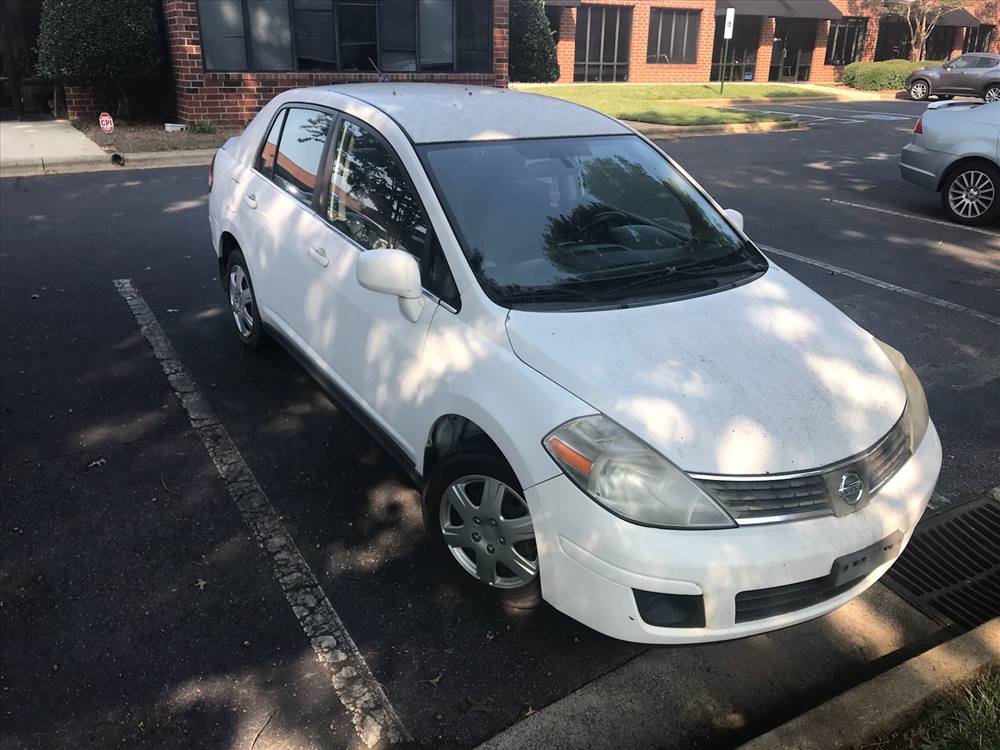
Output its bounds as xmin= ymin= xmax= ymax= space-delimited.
xmin=555 ymin=7 xmax=576 ymax=84
xmin=753 ymin=17 xmax=775 ymax=82
xmin=161 ymin=0 xmax=509 ymax=126
xmin=65 ymin=85 xmax=107 ymax=122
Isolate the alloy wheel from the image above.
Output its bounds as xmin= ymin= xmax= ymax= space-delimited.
xmin=229 ymin=264 xmax=254 ymax=337
xmin=910 ymin=81 xmax=928 ymax=100
xmin=986 ymin=86 xmax=1000 ymax=103
xmin=948 ymin=170 xmax=995 ymax=220
xmin=439 ymin=475 xmax=538 ymax=589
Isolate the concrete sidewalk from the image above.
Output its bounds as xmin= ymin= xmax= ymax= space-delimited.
xmin=1 ymin=119 xmax=106 ymax=173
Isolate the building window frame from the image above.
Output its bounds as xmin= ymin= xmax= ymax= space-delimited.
xmin=574 ymin=4 xmax=632 ymax=82
xmin=824 ymin=17 xmax=867 ymax=66
xmin=963 ymin=25 xmax=996 ymax=54
xmin=646 ymin=8 xmax=701 ymax=65
xmin=196 ymin=0 xmax=493 ymax=74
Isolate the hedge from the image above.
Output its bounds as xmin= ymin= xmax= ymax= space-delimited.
xmin=842 ymin=59 xmax=943 ymax=91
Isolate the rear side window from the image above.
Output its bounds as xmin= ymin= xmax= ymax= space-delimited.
xmin=257 ymin=108 xmax=286 ymax=175
xmin=273 ymin=107 xmax=335 ymax=206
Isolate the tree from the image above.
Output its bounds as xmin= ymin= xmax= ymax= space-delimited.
xmin=36 ymin=0 xmax=163 ymax=112
xmin=509 ymin=0 xmax=559 ymax=82
xmin=862 ymin=0 xmax=971 ymax=60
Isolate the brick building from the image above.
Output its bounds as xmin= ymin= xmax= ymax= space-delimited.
xmin=62 ymin=0 xmax=999 ymax=124
xmin=67 ymin=0 xmax=508 ymax=125
xmin=546 ymin=0 xmax=999 ymax=85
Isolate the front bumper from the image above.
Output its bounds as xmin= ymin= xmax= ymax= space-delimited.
xmin=526 ymin=420 xmax=942 ymax=644
xmin=900 ymin=142 xmax=949 ymax=191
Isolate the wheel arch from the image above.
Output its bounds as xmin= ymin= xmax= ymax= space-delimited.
xmin=422 ymin=414 xmax=511 ymax=480
xmin=218 ymin=231 xmax=241 ymax=290
xmin=937 ymin=155 xmax=1000 ymax=192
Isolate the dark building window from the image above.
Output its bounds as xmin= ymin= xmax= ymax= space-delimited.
xmin=574 ymin=5 xmax=632 ymax=81
xmin=964 ymin=25 xmax=996 ymax=53
xmin=925 ymin=26 xmax=955 ymax=61
xmin=647 ymin=9 xmax=700 ymax=65
xmin=825 ymin=17 xmax=867 ymax=65
xmin=197 ymin=0 xmax=492 ymax=73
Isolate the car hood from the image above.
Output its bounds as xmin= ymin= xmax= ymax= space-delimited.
xmin=505 ymin=266 xmax=906 ymax=475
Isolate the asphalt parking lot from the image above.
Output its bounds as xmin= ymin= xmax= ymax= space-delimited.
xmin=2 ymin=98 xmax=997 ymax=750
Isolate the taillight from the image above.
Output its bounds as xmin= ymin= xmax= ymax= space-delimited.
xmin=208 ymin=151 xmax=217 ymax=192
xmin=914 ymin=117 xmax=923 ymax=134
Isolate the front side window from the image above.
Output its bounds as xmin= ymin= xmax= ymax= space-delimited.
xmin=948 ymin=54 xmax=977 ymax=69
xmin=646 ymin=9 xmax=700 ymax=65
xmin=272 ymin=107 xmax=335 ymax=206
xmin=420 ymin=136 xmax=766 ymax=310
xmin=199 ymin=0 xmax=492 ymax=73
xmin=825 ymin=17 xmax=867 ymax=66
xmin=326 ymin=119 xmax=457 ymax=303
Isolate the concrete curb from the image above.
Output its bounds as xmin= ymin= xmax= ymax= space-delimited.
xmin=0 ymin=148 xmax=216 ymax=178
xmin=624 ymin=119 xmax=804 ymax=138
xmin=739 ymin=618 xmax=1000 ymax=750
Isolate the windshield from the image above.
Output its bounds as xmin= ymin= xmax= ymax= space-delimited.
xmin=419 ymin=135 xmax=766 ymax=309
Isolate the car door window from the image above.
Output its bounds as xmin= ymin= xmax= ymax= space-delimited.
xmin=974 ymin=56 xmax=998 ymax=68
xmin=272 ymin=107 xmax=335 ymax=207
xmin=326 ymin=118 xmax=457 ymax=304
xmin=948 ymin=55 xmax=976 ymax=69
xmin=257 ymin=108 xmax=286 ymax=175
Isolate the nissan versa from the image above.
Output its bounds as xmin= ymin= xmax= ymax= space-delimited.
xmin=207 ymin=85 xmax=942 ymax=644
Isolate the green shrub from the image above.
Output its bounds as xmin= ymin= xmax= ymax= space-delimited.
xmin=190 ymin=120 xmax=218 ymax=135
xmin=509 ymin=0 xmax=559 ymax=83
xmin=842 ymin=59 xmax=942 ymax=91
xmin=36 ymin=0 xmax=163 ymax=83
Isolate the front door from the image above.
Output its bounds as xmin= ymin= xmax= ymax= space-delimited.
xmin=769 ymin=19 xmax=817 ymax=82
xmin=937 ymin=54 xmax=980 ymax=93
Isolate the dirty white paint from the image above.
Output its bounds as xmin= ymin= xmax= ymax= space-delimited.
xmin=113 ymin=279 xmax=409 ymax=748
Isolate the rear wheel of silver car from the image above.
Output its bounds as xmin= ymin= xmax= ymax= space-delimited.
xmin=909 ymin=80 xmax=930 ymax=101
xmin=985 ymin=85 xmax=1000 ymax=103
xmin=942 ymin=163 xmax=999 ymax=226
xmin=424 ymin=451 xmax=541 ymax=609
xmin=226 ymin=250 xmax=265 ymax=350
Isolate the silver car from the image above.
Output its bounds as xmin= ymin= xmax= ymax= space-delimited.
xmin=905 ymin=53 xmax=1000 ymax=102
xmin=900 ymin=100 xmax=1000 ymax=225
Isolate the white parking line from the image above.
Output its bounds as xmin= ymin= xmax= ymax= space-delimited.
xmin=722 ymin=106 xmax=864 ymax=125
xmin=821 ymin=197 xmax=1000 ymax=238
xmin=781 ymin=103 xmax=920 ymax=118
xmin=114 ymin=279 xmax=410 ymax=748
xmin=760 ymin=246 xmax=1000 ymax=327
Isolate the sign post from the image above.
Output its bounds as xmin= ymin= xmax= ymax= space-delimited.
xmin=720 ymin=7 xmax=735 ymax=95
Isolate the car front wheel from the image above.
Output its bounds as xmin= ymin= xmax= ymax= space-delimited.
xmin=423 ymin=451 xmax=541 ymax=609
xmin=985 ymin=84 xmax=1000 ymax=103
xmin=226 ymin=250 xmax=265 ymax=349
xmin=909 ymin=80 xmax=930 ymax=101
xmin=942 ymin=163 xmax=999 ymax=226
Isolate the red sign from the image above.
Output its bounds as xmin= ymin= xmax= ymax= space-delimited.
xmin=99 ymin=112 xmax=114 ymax=134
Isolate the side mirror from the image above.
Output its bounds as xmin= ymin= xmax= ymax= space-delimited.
xmin=356 ymin=248 xmax=426 ymax=322
xmin=723 ymin=208 xmax=745 ymax=233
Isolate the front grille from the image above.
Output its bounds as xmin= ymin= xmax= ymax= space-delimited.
xmin=735 ymin=576 xmax=859 ymax=623
xmin=697 ymin=475 xmax=830 ymax=522
xmin=695 ymin=407 xmax=912 ymax=525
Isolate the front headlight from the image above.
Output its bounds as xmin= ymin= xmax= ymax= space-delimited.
xmin=875 ymin=339 xmax=930 ymax=450
xmin=543 ymin=415 xmax=736 ymax=529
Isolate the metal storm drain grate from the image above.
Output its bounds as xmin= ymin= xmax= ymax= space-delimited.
xmin=884 ymin=494 xmax=1000 ymax=631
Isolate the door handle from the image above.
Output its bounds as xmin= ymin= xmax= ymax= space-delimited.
xmin=308 ymin=245 xmax=329 ymax=268
xmin=245 ymin=193 xmax=257 ymax=209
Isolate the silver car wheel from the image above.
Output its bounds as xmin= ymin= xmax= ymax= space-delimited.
xmin=910 ymin=81 xmax=928 ymax=100
xmin=985 ymin=86 xmax=1000 ymax=103
xmin=948 ymin=170 xmax=995 ymax=220
xmin=229 ymin=265 xmax=254 ymax=337
xmin=439 ymin=475 xmax=538 ymax=589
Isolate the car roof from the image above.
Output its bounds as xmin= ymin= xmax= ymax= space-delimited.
xmin=302 ymin=83 xmax=631 ymax=144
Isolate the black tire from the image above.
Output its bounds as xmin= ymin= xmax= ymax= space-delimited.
xmin=909 ymin=79 xmax=930 ymax=101
xmin=423 ymin=450 xmax=542 ymax=610
xmin=225 ymin=249 xmax=266 ymax=350
xmin=936 ymin=94 xmax=954 ymax=100
xmin=941 ymin=162 xmax=1000 ymax=227
xmin=984 ymin=84 xmax=1000 ymax=103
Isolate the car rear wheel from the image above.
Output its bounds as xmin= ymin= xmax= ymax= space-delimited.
xmin=909 ymin=80 xmax=930 ymax=101
xmin=985 ymin=85 xmax=1000 ymax=103
xmin=423 ymin=451 xmax=541 ymax=609
xmin=226 ymin=250 xmax=266 ymax=349
xmin=942 ymin=163 xmax=999 ymax=226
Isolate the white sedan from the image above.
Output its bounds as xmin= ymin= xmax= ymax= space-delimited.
xmin=207 ymin=84 xmax=942 ymax=644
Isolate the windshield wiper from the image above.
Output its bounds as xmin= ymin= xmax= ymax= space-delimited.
xmin=603 ymin=261 xmax=764 ymax=298
xmin=498 ymin=282 xmax=622 ymax=306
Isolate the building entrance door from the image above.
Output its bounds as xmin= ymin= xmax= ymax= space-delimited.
xmin=769 ymin=18 xmax=817 ymax=81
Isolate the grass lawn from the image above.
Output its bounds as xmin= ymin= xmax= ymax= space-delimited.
xmin=863 ymin=668 xmax=999 ymax=750
xmin=517 ymin=83 xmax=803 ymax=125
xmin=73 ymin=121 xmax=239 ymax=153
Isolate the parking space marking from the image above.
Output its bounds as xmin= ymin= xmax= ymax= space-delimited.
xmin=722 ymin=106 xmax=864 ymax=125
xmin=113 ymin=279 xmax=410 ymax=748
xmin=760 ymin=246 xmax=1000 ymax=327
xmin=781 ymin=103 xmax=920 ymax=118
xmin=821 ymin=197 xmax=1000 ymax=238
